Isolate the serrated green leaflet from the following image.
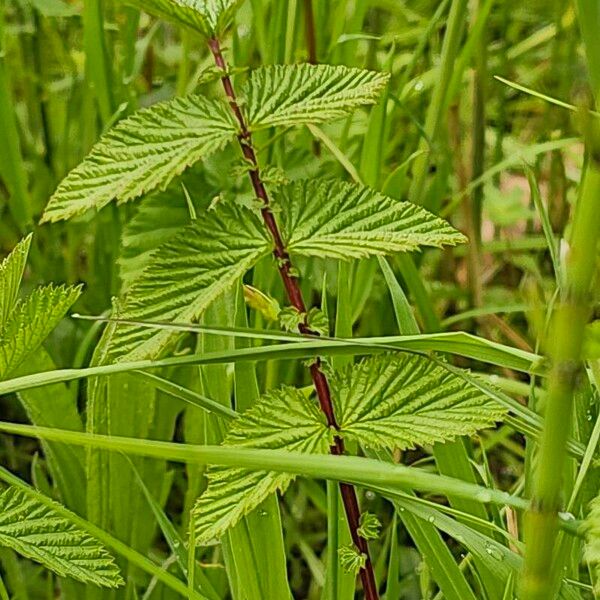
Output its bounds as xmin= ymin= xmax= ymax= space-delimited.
xmin=193 ymin=387 xmax=329 ymax=545
xmin=102 ymin=202 xmax=271 ymax=362
xmin=244 ymin=64 xmax=389 ymax=130
xmin=278 ymin=179 xmax=466 ymax=259
xmin=123 ymin=0 xmax=240 ymax=36
xmin=333 ymin=354 xmax=505 ymax=450
xmin=0 ymin=285 xmax=82 ymax=379
xmin=41 ymin=96 xmax=236 ymax=223
xmin=0 ymin=486 xmax=122 ymax=587
xmin=583 ymin=494 xmax=600 ymax=594
xmin=0 ymin=234 xmax=31 ymax=329
xmin=0 ymin=238 xmax=81 ymax=380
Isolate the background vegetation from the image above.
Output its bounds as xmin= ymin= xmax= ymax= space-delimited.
xmin=0 ymin=0 xmax=599 ymax=598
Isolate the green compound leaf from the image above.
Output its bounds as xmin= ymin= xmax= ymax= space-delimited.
xmin=0 ymin=485 xmax=123 ymax=587
xmin=102 ymin=202 xmax=271 ymax=362
xmin=193 ymin=387 xmax=329 ymax=545
xmin=122 ymin=0 xmax=241 ymax=36
xmin=41 ymin=96 xmax=237 ymax=223
xmin=333 ymin=354 xmax=505 ymax=451
xmin=244 ymin=64 xmax=389 ymax=130
xmin=279 ymin=179 xmax=467 ymax=260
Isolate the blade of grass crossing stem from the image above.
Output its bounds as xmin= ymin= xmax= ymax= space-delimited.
xmin=378 ymin=256 xmax=502 ymax=598
xmin=233 ymin=284 xmax=291 ymax=600
xmin=0 ymin=330 xmax=543 ymax=398
xmin=0 ymin=427 xmax=543 ymax=521
xmin=522 ymin=5 xmax=600 ymax=593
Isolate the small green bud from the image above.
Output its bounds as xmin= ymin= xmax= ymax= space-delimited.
xmin=243 ymin=285 xmax=280 ymax=322
xmin=357 ymin=512 xmax=381 ymax=540
xmin=339 ymin=545 xmax=367 ymax=574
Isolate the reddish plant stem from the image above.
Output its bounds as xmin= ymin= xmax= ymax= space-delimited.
xmin=208 ymin=37 xmax=379 ymax=600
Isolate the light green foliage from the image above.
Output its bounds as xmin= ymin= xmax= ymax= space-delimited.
xmin=0 ymin=234 xmax=31 ymax=329
xmin=0 ymin=237 xmax=81 ymax=380
xmin=278 ymin=306 xmax=304 ymax=332
xmin=122 ymin=0 xmax=241 ymax=36
xmin=244 ymin=64 xmax=390 ymax=129
xmin=357 ymin=512 xmax=381 ymax=540
xmin=41 ymin=96 xmax=237 ymax=223
xmin=100 ymin=202 xmax=271 ymax=362
xmin=584 ymin=494 xmax=600 ymax=593
xmin=243 ymin=285 xmax=280 ymax=321
xmin=306 ymin=307 xmax=329 ymax=335
xmin=1 ymin=286 xmax=82 ymax=379
xmin=0 ymin=486 xmax=122 ymax=587
xmin=332 ymin=354 xmax=505 ymax=450
xmin=193 ymin=387 xmax=330 ymax=545
xmin=338 ymin=545 xmax=367 ymax=574
xmin=279 ymin=179 xmax=467 ymax=259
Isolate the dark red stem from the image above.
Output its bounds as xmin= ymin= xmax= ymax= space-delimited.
xmin=208 ymin=37 xmax=379 ymax=600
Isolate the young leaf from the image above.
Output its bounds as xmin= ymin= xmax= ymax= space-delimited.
xmin=102 ymin=202 xmax=271 ymax=361
xmin=0 ymin=485 xmax=122 ymax=587
xmin=122 ymin=0 xmax=240 ymax=37
xmin=41 ymin=96 xmax=237 ymax=223
xmin=0 ymin=285 xmax=82 ymax=380
xmin=279 ymin=179 xmax=466 ymax=260
xmin=193 ymin=387 xmax=329 ymax=545
xmin=332 ymin=354 xmax=504 ymax=450
xmin=0 ymin=234 xmax=31 ymax=329
xmin=244 ymin=64 xmax=389 ymax=130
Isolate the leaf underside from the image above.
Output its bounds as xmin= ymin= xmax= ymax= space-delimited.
xmin=244 ymin=64 xmax=390 ymax=130
xmin=41 ymin=96 xmax=237 ymax=223
xmin=278 ymin=179 xmax=467 ymax=259
xmin=332 ymin=353 xmax=505 ymax=450
xmin=193 ymin=387 xmax=329 ymax=545
xmin=0 ymin=486 xmax=122 ymax=587
xmin=101 ymin=202 xmax=271 ymax=362
xmin=122 ymin=0 xmax=240 ymax=36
